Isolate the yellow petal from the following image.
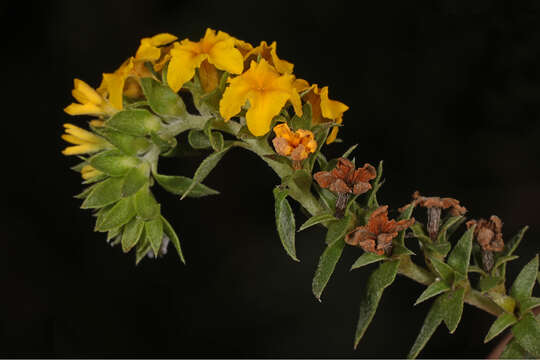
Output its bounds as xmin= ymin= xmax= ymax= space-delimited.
xmin=167 ymin=42 xmax=207 ymax=92
xmin=89 ymin=119 xmax=105 ymax=127
xmin=73 ymin=79 xmax=103 ymax=105
xmin=219 ymin=75 xmax=252 ymax=121
xmin=149 ymin=33 xmax=178 ymax=46
xmin=62 ymin=143 xmax=103 ymax=155
xmin=61 ymin=134 xmax=86 ymax=145
xmin=326 ymin=117 xmax=343 ymax=144
xmin=320 ymin=86 xmax=349 ymax=120
xmin=207 ymin=37 xmax=243 ymax=74
xmin=63 ymin=123 xmax=103 ymax=143
xmin=199 ymin=60 xmax=219 ymax=93
xmin=289 ymin=87 xmax=303 ymax=117
xmin=293 ymin=78 xmax=310 ymax=92
xmin=273 ymin=123 xmax=294 ymax=140
xmin=135 ymin=40 xmax=161 ymax=62
xmin=64 ymin=103 xmax=103 ymax=116
xmin=101 ymin=73 xmax=125 ymax=110
xmin=246 ymin=89 xmax=290 ymax=136
xmin=269 ymin=41 xmax=293 ymax=74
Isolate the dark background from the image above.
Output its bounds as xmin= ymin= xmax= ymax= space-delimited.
xmin=2 ymin=0 xmax=540 ymax=357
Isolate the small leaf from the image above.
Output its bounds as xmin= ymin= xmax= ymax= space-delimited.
xmin=519 ymin=297 xmax=540 ymax=315
xmin=391 ymin=243 xmax=415 ymax=257
xmin=81 ymin=177 xmax=123 ymax=209
xmin=121 ymin=164 xmax=149 ymax=197
xmin=436 ymin=216 xmax=463 ymax=243
xmin=511 ymin=312 xmax=540 ymax=357
xmin=484 ymin=312 xmax=518 ymax=343
xmin=366 ymin=160 xmax=383 ymax=208
xmin=341 ymin=144 xmax=358 ymax=159
xmin=350 ymin=253 xmax=386 ymax=270
xmin=180 ymin=147 xmax=231 ymax=200
xmin=354 ymin=259 xmax=401 ymax=348
xmin=145 ymin=217 xmax=163 ymax=257
xmin=140 ymin=77 xmax=186 ymax=120
xmin=290 ymin=169 xmax=312 ymax=192
xmin=396 ymin=203 xmax=415 ymax=246
xmin=312 ymin=238 xmax=346 ymax=300
xmin=501 ymin=226 xmax=529 ymax=279
xmin=135 ymin=235 xmax=152 ymax=265
xmin=500 ymin=338 xmax=531 ymax=359
xmin=430 ymin=257 xmax=455 ymax=284
xmin=273 ymin=187 xmax=298 ymax=262
xmin=93 ymin=126 xmax=150 ymax=156
xmin=298 ymin=212 xmax=337 ymax=232
xmin=478 ymin=275 xmax=504 ymax=293
xmin=425 ymin=241 xmax=452 ymax=257
xmin=153 ymin=173 xmax=219 ymax=197
xmin=325 ymin=215 xmax=351 ymax=245
xmin=447 ymin=225 xmax=475 ymax=276
xmin=510 ymin=255 xmax=539 ymax=304
xmin=441 ymin=287 xmax=466 ymax=333
xmin=489 ymin=292 xmax=517 ymax=314
xmin=468 ymin=265 xmax=488 ymax=276
xmin=414 ymin=280 xmax=451 ymax=306
xmin=188 ymin=129 xmax=212 ymax=149
xmin=494 ymin=255 xmax=519 ymax=270
xmin=410 ymin=222 xmax=431 ymax=244
xmin=408 ymin=295 xmax=444 ymax=359
xmin=95 ymin=197 xmax=136 ymax=232
xmin=289 ymin=102 xmax=312 ymax=130
xmin=121 ymin=217 xmax=144 ymax=253
xmin=106 ymin=109 xmax=161 ymax=136
xmin=133 ymin=186 xmax=160 ymax=221
xmin=161 ymin=216 xmax=185 ymax=264
xmin=89 ymin=150 xmax=140 ymax=177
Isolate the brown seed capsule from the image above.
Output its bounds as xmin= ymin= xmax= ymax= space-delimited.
xmin=345 ymin=205 xmax=415 ymax=255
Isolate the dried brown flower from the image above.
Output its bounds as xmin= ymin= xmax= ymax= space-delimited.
xmin=400 ymin=191 xmax=467 ymax=216
xmin=345 ymin=205 xmax=415 ymax=255
xmin=314 ymin=158 xmax=376 ymax=195
xmin=272 ymin=123 xmax=317 ymax=169
xmin=466 ymin=215 xmax=504 ymax=252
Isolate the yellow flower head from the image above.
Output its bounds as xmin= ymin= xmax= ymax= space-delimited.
xmin=167 ymin=28 xmax=244 ymax=93
xmin=61 ymin=123 xmax=110 ymax=155
xmin=302 ymin=83 xmax=349 ymax=144
xmin=97 ymin=58 xmax=137 ymax=110
xmin=64 ymin=79 xmax=116 ymax=117
xmin=135 ymin=33 xmax=178 ymax=63
xmin=244 ymin=41 xmax=293 ymax=75
xmin=272 ymin=123 xmax=317 ymax=161
xmin=80 ymin=165 xmax=102 ymax=180
xmin=219 ymin=59 xmax=303 ymax=137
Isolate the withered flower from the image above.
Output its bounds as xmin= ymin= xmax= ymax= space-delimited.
xmin=272 ymin=123 xmax=317 ymax=169
xmin=314 ymin=158 xmax=376 ymax=218
xmin=400 ymin=191 xmax=467 ymax=240
xmin=466 ymin=215 xmax=504 ymax=272
xmin=345 ymin=205 xmax=415 ymax=255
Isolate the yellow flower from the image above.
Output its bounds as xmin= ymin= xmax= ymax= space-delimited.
xmin=167 ymin=28 xmax=244 ymax=93
xmin=97 ymin=58 xmax=136 ymax=110
xmin=61 ymin=123 xmax=110 ymax=155
xmin=302 ymin=83 xmax=349 ymax=144
xmin=80 ymin=165 xmax=102 ymax=180
xmin=272 ymin=123 xmax=317 ymax=162
xmin=64 ymin=79 xmax=116 ymax=117
xmin=219 ymin=59 xmax=302 ymax=137
xmin=135 ymin=33 xmax=178 ymax=63
xmin=244 ymin=41 xmax=293 ymax=75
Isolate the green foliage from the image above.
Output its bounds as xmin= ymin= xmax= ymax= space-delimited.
xmin=121 ymin=164 xmax=149 ymax=197
xmin=89 ymin=150 xmax=140 ymax=177
xmin=145 ymin=217 xmax=164 ymax=257
xmin=500 ymin=338 xmax=531 ymax=359
xmin=140 ymin=77 xmax=186 ymax=120
xmin=81 ymin=177 xmax=123 ymax=209
xmin=298 ymin=212 xmax=337 ymax=232
xmin=312 ymin=238 xmax=346 ymax=301
xmin=511 ymin=312 xmax=540 ymax=357
xmin=134 ymin=186 xmax=160 ymax=221
xmin=446 ymin=225 xmax=475 ymax=278
xmin=365 ymin=161 xmax=383 ymax=208
xmin=414 ymin=280 xmax=450 ymax=306
xmin=121 ymin=217 xmax=144 ymax=253
xmin=161 ymin=215 xmax=185 ymax=264
xmin=484 ymin=312 xmax=517 ymax=343
xmin=106 ymin=109 xmax=162 ymax=136
xmin=510 ymin=255 xmax=539 ymax=304
xmin=324 ymin=215 xmax=351 ymax=245
xmin=153 ymin=173 xmax=219 ymax=197
xmin=93 ymin=126 xmax=151 ymax=155
xmin=273 ymin=187 xmax=298 ymax=262
xmin=289 ymin=103 xmax=312 ymax=131
xmin=95 ymin=197 xmax=136 ymax=232
xmin=350 ymin=253 xmax=386 ymax=270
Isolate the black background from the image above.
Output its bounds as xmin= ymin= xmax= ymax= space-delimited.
xmin=2 ymin=0 xmax=540 ymax=358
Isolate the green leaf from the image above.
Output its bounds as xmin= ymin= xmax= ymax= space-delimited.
xmin=436 ymin=216 xmax=464 ymax=243
xmin=273 ymin=187 xmax=298 ymax=262
xmin=140 ymin=77 xmax=186 ymax=120
xmin=312 ymin=238 xmax=346 ymax=301
xmin=396 ymin=203 xmax=415 ymax=246
xmin=501 ymin=226 xmax=529 ymax=279
xmin=510 ymin=255 xmax=539 ymax=304
xmin=121 ymin=217 xmax=144 ymax=253
xmin=489 ymin=292 xmax=517 ymax=314
xmin=298 ymin=212 xmax=337 ymax=232
xmin=520 ymin=297 xmax=540 ymax=315
xmin=407 ymin=295 xmax=445 ymax=359
xmin=494 ymin=255 xmax=519 ymax=270
xmin=150 ymin=132 xmax=177 ymax=153
xmin=447 ymin=225 xmax=475 ymax=276
xmin=500 ymin=338 xmax=531 ymax=359
xmin=180 ymin=147 xmax=231 ymax=200
xmin=81 ymin=177 xmax=123 ymax=209
xmin=93 ymin=126 xmax=150 ymax=156
xmin=350 ymin=253 xmax=386 ymax=270
xmin=135 ymin=235 xmax=152 ymax=265
xmin=88 ymin=150 xmax=140 ymax=177
xmin=410 ymin=222 xmax=431 ymax=244
xmin=478 ymin=275 xmax=504 ymax=292
xmin=353 ymin=259 xmax=401 ymax=348
xmin=484 ymin=312 xmax=518 ymax=343
xmin=425 ymin=241 xmax=452 ymax=257
xmin=468 ymin=265 xmax=488 ymax=276
xmin=188 ymin=129 xmax=212 ymax=149
xmin=133 ymin=186 xmax=160 ymax=221
xmin=153 ymin=173 xmax=219 ymax=197
xmin=145 ymin=217 xmax=163 ymax=257
xmin=324 ymin=215 xmax=351 ymax=245
xmin=121 ymin=163 xmax=149 ymax=197
xmin=366 ymin=160 xmax=384 ymax=208
xmin=341 ymin=144 xmax=358 ymax=159
xmin=75 ymin=183 xmax=101 ymax=200
xmin=391 ymin=243 xmax=415 ymax=257
xmin=511 ymin=312 xmax=540 ymax=357
xmin=430 ymin=257 xmax=455 ymax=284
xmin=441 ymin=287 xmax=466 ymax=333
xmin=105 ymin=109 xmax=161 ymax=136
xmin=414 ymin=280 xmax=451 ymax=306
xmin=290 ymin=169 xmax=312 ymax=192
xmin=161 ymin=216 xmax=185 ymax=264
xmin=289 ymin=102 xmax=312 ymax=130
xmin=95 ymin=197 xmax=136 ymax=232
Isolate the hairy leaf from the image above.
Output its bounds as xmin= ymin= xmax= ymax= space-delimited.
xmin=298 ymin=212 xmax=337 ymax=232
xmin=140 ymin=77 xmax=186 ymax=120
xmin=430 ymin=257 xmax=455 ymax=284
xmin=408 ymin=295 xmax=444 ymax=359
xmin=95 ymin=197 xmax=136 ymax=232
xmin=511 ymin=312 xmax=540 ymax=357
xmin=484 ymin=312 xmax=517 ymax=343
xmin=145 ymin=217 xmax=164 ymax=257
xmin=441 ymin=287 xmax=466 ymax=333
xmin=154 ymin=173 xmax=219 ymax=197
xmin=325 ymin=215 xmax=351 ymax=245
xmin=89 ymin=150 xmax=140 ymax=177
xmin=106 ymin=109 xmax=161 ymax=136
xmin=161 ymin=215 xmax=185 ymax=264
xmin=134 ymin=186 xmax=160 ymax=221
xmin=81 ymin=177 xmax=124 ymax=209
xmin=414 ymin=280 xmax=451 ymax=306
xmin=447 ymin=225 xmax=475 ymax=276
xmin=350 ymin=253 xmax=386 ymax=271
xmin=121 ymin=217 xmax=144 ymax=253
xmin=478 ymin=275 xmax=504 ymax=293
xmin=181 ymin=147 xmax=231 ymax=199
xmin=121 ymin=164 xmax=149 ymax=197
xmin=519 ymin=297 xmax=540 ymax=315
xmin=273 ymin=187 xmax=298 ymax=262
xmin=312 ymin=238 xmax=346 ymax=300
xmin=510 ymin=255 xmax=539 ymax=304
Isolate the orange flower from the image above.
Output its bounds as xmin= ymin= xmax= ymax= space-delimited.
xmin=314 ymin=158 xmax=376 ymax=195
xmin=272 ymin=123 xmax=317 ymax=166
xmin=400 ymin=191 xmax=467 ymax=216
xmin=243 ymin=41 xmax=293 ymax=75
xmin=345 ymin=206 xmax=415 ymax=255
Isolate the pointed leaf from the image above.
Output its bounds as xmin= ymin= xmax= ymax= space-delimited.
xmin=312 ymin=238 xmax=346 ymax=300
xmin=350 ymin=253 xmax=386 ymax=270
xmin=81 ymin=177 xmax=123 ymax=209
xmin=447 ymin=225 xmax=475 ymax=276
xmin=93 ymin=126 xmax=150 ymax=156
xmin=430 ymin=257 xmax=455 ymax=284
xmin=478 ymin=275 xmax=504 ymax=293
xmin=414 ymin=280 xmax=451 ymax=306
xmin=441 ymin=287 xmax=466 ymax=333
xmin=121 ymin=164 xmax=149 ymax=197
xmin=484 ymin=312 xmax=518 ymax=343
xmin=501 ymin=226 xmax=529 ymax=279
xmin=135 ymin=235 xmax=152 ymax=265
xmin=396 ymin=203 xmax=415 ymax=246
xmin=95 ymin=197 xmax=136 ymax=232
xmin=325 ymin=215 xmax=351 ymax=245
xmin=154 ymin=173 xmax=219 ymax=197
xmin=341 ymin=144 xmax=358 ymax=159
xmin=298 ymin=212 xmax=337 ymax=232
xmin=133 ymin=186 xmax=160 ymax=221
xmin=500 ymin=338 xmax=531 ymax=359
xmin=436 ymin=216 xmax=463 ymax=243
xmin=140 ymin=77 xmax=186 ymax=120
xmin=494 ymin=255 xmax=519 ymax=270
xmin=520 ymin=297 xmax=540 ymax=315
xmin=89 ymin=150 xmax=140 ymax=177
xmin=121 ymin=217 xmax=144 ymax=253
xmin=366 ymin=160 xmax=383 ymax=208
xmin=354 ymin=259 xmax=401 ymax=348
xmin=145 ymin=217 xmax=163 ymax=257
xmin=511 ymin=312 xmax=540 ymax=357
xmin=510 ymin=255 xmax=539 ymax=304
xmin=290 ymin=169 xmax=312 ymax=192
xmin=180 ymin=147 xmax=230 ymax=200
xmin=273 ymin=187 xmax=298 ymax=262
xmin=408 ymin=295 xmax=445 ymax=359
xmin=161 ymin=216 xmax=185 ymax=264
xmin=105 ymin=109 xmax=161 ymax=136
xmin=468 ymin=265 xmax=488 ymax=276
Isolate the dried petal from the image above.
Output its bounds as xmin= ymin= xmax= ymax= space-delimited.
xmin=314 ymin=171 xmax=336 ymax=189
